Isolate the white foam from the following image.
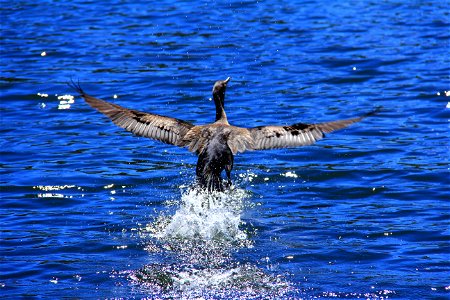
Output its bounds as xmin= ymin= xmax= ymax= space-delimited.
xmin=148 ymin=187 xmax=249 ymax=242
xmin=170 ymin=264 xmax=289 ymax=292
xmin=126 ymin=262 xmax=292 ymax=299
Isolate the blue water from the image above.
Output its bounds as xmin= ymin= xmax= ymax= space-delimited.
xmin=1 ymin=1 xmax=449 ymax=299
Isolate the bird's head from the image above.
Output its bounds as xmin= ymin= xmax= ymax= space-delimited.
xmin=212 ymin=77 xmax=231 ymax=98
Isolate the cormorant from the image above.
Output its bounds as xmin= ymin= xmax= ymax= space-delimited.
xmin=70 ymin=78 xmax=375 ymax=192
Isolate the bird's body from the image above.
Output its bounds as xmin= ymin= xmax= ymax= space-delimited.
xmin=195 ymin=126 xmax=234 ymax=192
xmin=70 ymin=78 xmax=375 ymax=192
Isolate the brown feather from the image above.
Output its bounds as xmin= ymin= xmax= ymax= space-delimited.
xmin=70 ymin=82 xmax=194 ymax=147
xmin=248 ymin=115 xmax=366 ymax=150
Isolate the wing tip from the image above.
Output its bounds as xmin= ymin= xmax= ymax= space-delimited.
xmin=67 ymin=78 xmax=85 ymax=96
xmin=363 ymin=106 xmax=383 ymax=118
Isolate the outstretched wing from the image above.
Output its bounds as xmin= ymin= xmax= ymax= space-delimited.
xmin=69 ymin=81 xmax=195 ymax=146
xmin=248 ymin=112 xmax=375 ymax=150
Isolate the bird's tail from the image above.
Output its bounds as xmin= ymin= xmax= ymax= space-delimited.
xmin=197 ymin=172 xmax=224 ymax=193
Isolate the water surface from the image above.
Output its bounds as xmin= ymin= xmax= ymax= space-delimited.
xmin=1 ymin=0 xmax=449 ymax=299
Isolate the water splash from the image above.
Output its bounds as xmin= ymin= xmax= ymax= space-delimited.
xmin=129 ymin=181 xmax=293 ymax=298
xmin=123 ymin=262 xmax=292 ymax=299
xmin=146 ymin=186 xmax=251 ymax=242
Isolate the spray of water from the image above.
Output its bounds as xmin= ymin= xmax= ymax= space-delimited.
xmin=155 ymin=187 xmax=250 ymax=241
xmin=127 ymin=178 xmax=292 ymax=298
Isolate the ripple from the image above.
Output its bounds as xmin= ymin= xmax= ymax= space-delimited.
xmin=1 ymin=0 xmax=449 ymax=298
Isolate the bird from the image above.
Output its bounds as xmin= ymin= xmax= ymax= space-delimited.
xmin=70 ymin=78 xmax=376 ymax=192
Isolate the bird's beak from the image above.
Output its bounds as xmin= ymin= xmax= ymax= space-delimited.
xmin=224 ymin=77 xmax=231 ymax=83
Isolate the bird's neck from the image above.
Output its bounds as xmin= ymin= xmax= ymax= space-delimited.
xmin=213 ymin=93 xmax=228 ymax=124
